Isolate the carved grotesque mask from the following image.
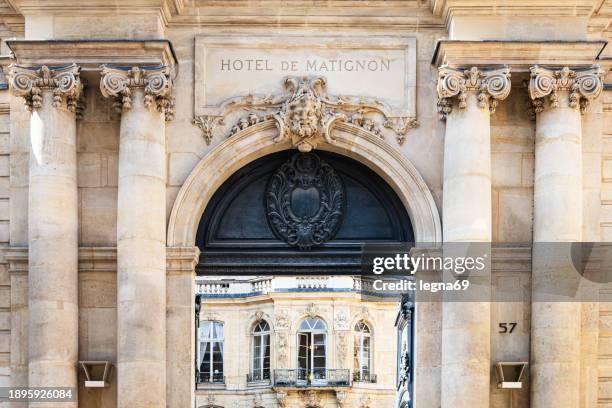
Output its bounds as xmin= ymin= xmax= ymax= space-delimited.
xmin=286 ymin=94 xmax=321 ymax=139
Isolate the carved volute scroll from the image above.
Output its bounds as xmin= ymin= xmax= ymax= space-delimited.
xmin=265 ymin=152 xmax=345 ymax=250
xmin=528 ymin=65 xmax=604 ymax=115
xmin=436 ymin=65 xmax=511 ymax=120
xmin=193 ymin=76 xmax=418 ymax=147
xmin=99 ymin=65 xmax=175 ymax=121
xmin=8 ymin=63 xmax=83 ymax=113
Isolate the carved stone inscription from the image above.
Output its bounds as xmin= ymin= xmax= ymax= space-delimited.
xmin=194 ymin=35 xmax=416 ymax=120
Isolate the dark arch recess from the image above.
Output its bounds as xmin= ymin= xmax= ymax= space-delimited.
xmin=196 ymin=150 xmax=414 ymax=275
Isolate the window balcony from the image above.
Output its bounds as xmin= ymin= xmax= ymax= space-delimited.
xmin=247 ymin=371 xmax=271 ymax=383
xmin=353 ymin=371 xmax=377 ymax=383
xmin=197 ymin=371 xmax=225 ymax=385
xmin=273 ymin=369 xmax=351 ymax=388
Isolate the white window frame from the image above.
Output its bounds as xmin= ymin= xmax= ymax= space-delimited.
xmin=198 ymin=320 xmax=224 ymax=382
xmin=251 ymin=320 xmax=271 ymax=380
xmin=354 ymin=321 xmax=372 ymax=381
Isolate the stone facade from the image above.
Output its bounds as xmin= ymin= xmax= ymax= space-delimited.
xmin=0 ymin=1 xmax=608 ymax=407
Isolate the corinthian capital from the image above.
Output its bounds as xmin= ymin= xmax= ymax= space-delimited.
xmin=100 ymin=65 xmax=174 ymax=121
xmin=528 ymin=65 xmax=604 ymax=114
xmin=8 ymin=64 xmax=83 ymax=112
xmin=436 ymin=66 xmax=511 ymax=120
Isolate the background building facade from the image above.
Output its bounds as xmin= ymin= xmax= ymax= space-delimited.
xmin=0 ymin=1 xmax=608 ymax=408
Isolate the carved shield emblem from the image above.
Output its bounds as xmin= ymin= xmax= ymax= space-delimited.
xmin=266 ymin=153 xmax=345 ymax=250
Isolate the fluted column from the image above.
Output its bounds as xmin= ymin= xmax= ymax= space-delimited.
xmin=8 ymin=64 xmax=83 ymax=407
xmin=528 ymin=65 xmax=603 ymax=408
xmin=437 ymin=66 xmax=511 ymax=408
xmin=100 ymin=66 xmax=174 ymax=408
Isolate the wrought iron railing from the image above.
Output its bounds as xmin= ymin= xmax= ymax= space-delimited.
xmin=273 ymin=369 xmax=351 ymax=387
xmin=353 ymin=371 xmax=377 ymax=383
xmin=247 ymin=371 xmax=271 ymax=382
xmin=197 ymin=371 xmax=225 ymax=384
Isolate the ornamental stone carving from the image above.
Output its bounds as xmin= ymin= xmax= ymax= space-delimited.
xmin=336 ymin=390 xmax=348 ymax=408
xmin=299 ymin=390 xmax=322 ymax=408
xmin=304 ymin=303 xmax=319 ymax=318
xmin=276 ymin=391 xmax=288 ymax=408
xmin=8 ymin=64 xmax=83 ymax=112
xmin=334 ymin=310 xmax=349 ymax=330
xmin=100 ymin=65 xmax=175 ymax=121
xmin=193 ymin=76 xmax=418 ymax=147
xmin=276 ymin=332 xmax=289 ymax=367
xmin=437 ymin=66 xmax=511 ymax=120
xmin=266 ymin=153 xmax=345 ymax=250
xmin=336 ymin=331 xmax=348 ymax=360
xmin=528 ymin=65 xmax=604 ymax=115
xmin=275 ymin=309 xmax=290 ymax=330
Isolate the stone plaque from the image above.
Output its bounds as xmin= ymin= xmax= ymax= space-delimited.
xmin=194 ymin=35 xmax=416 ymax=118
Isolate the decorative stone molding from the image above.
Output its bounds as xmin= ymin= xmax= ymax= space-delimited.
xmin=192 ymin=76 xmax=418 ymax=148
xmin=528 ymin=65 xmax=604 ymax=115
xmin=436 ymin=65 xmax=511 ymax=120
xmin=8 ymin=63 xmax=83 ymax=112
xmin=100 ymin=65 xmax=175 ymax=120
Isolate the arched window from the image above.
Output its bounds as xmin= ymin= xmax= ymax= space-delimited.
xmin=354 ymin=321 xmax=373 ymax=382
xmin=250 ymin=320 xmax=271 ymax=381
xmin=297 ymin=317 xmax=327 ymax=385
xmin=198 ymin=321 xmax=224 ymax=383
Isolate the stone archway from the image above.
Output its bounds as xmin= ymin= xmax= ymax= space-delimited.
xmin=167 ymin=120 xmax=441 ymax=246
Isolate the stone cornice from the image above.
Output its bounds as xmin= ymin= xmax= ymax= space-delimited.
xmin=8 ymin=0 xmax=184 ymax=27
xmin=100 ymin=65 xmax=175 ymax=121
xmin=528 ymin=65 xmax=605 ymax=114
xmin=432 ymin=41 xmax=608 ymax=71
xmin=431 ymin=0 xmax=596 ymax=29
xmin=6 ymin=39 xmax=176 ymax=70
xmin=436 ymin=65 xmax=511 ymax=120
xmin=7 ymin=63 xmax=83 ymax=112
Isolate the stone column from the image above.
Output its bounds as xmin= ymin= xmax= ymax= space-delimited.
xmin=528 ymin=65 xmax=603 ymax=408
xmin=100 ymin=66 xmax=174 ymax=408
xmin=8 ymin=64 xmax=83 ymax=406
xmin=437 ymin=66 xmax=511 ymax=408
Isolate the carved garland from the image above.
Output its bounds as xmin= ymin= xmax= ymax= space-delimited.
xmin=193 ymin=76 xmax=418 ymax=148
xmin=100 ymin=65 xmax=175 ymax=121
xmin=8 ymin=64 xmax=83 ymax=113
xmin=528 ymin=65 xmax=604 ymax=116
xmin=436 ymin=66 xmax=511 ymax=120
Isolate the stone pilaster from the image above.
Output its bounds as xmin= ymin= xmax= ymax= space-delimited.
xmin=437 ymin=66 xmax=511 ymax=408
xmin=100 ymin=65 xmax=173 ymax=408
xmin=528 ymin=65 xmax=604 ymax=408
xmin=8 ymin=64 xmax=83 ymax=407
xmin=166 ymin=247 xmax=199 ymax=408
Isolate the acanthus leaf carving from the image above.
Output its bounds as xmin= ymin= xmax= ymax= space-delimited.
xmin=100 ymin=65 xmax=175 ymax=121
xmin=436 ymin=65 xmax=511 ymax=120
xmin=8 ymin=63 xmax=83 ymax=113
xmin=528 ymin=65 xmax=604 ymax=114
xmin=192 ymin=76 xmax=417 ymax=148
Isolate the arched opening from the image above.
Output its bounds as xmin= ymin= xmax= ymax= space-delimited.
xmin=195 ymin=150 xmax=414 ymax=273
